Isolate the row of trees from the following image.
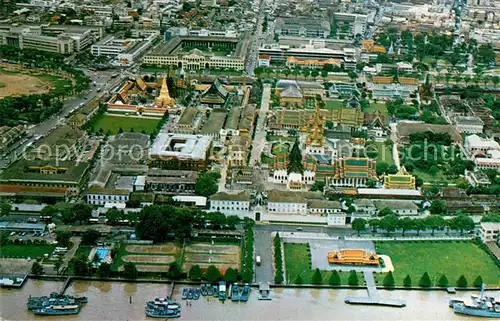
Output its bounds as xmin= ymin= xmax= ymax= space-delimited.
xmin=189 ymin=265 xmax=239 ymax=283
xmin=273 ymin=234 xmax=284 ymax=284
xmin=351 ymin=214 xmax=475 ymax=236
xmin=241 ymin=218 xmax=254 ymax=283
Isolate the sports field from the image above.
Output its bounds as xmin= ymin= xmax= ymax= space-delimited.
xmin=91 ymin=115 xmax=159 ymax=134
xmin=0 ymin=245 xmax=55 ymax=259
xmin=375 ymin=241 xmax=500 ymax=286
xmin=182 ymin=243 xmax=241 ymax=273
xmin=112 ymin=243 xmax=180 ymax=272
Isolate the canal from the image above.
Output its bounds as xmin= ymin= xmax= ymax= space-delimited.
xmin=1 ymin=279 xmax=497 ymax=320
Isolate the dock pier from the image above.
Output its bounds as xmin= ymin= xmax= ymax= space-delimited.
xmin=59 ymin=277 xmax=73 ymax=295
xmin=344 ymin=271 xmax=406 ymax=308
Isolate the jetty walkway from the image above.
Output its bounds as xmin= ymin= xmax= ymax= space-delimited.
xmin=344 ymin=271 xmax=406 ymax=307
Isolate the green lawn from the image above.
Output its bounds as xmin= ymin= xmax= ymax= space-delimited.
xmin=91 ymin=115 xmax=160 ymax=134
xmin=260 ymin=154 xmax=274 ymax=166
xmin=266 ymin=135 xmax=296 ymax=142
xmin=272 ymin=142 xmax=290 ymax=155
xmin=412 ymin=169 xmax=454 ymax=185
xmin=375 ymin=241 xmax=500 ymax=286
xmin=367 ymin=142 xmax=394 ymax=165
xmin=365 ymin=102 xmax=388 ymax=116
xmin=75 ymin=245 xmax=93 ymax=259
xmin=324 ymin=100 xmax=345 ymax=110
xmin=284 ymin=243 xmax=363 ymax=285
xmin=0 ymin=245 xmax=55 ymax=259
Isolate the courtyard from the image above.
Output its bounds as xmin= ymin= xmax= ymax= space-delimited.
xmin=182 ymin=242 xmax=241 ymax=273
xmin=91 ymin=115 xmax=160 ymax=134
xmin=111 ymin=243 xmax=181 ymax=273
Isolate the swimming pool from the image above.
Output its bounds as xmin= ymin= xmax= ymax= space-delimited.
xmin=95 ymin=248 xmax=109 ymax=261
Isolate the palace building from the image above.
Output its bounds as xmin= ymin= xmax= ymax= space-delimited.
xmin=328 ymin=249 xmax=379 ymax=265
xmin=383 ymin=167 xmax=416 ymax=189
xmin=328 ymin=157 xmax=378 ymax=187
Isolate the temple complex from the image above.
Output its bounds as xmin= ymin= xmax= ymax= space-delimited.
xmin=154 ymin=76 xmax=176 ymax=108
xmin=383 ymin=167 xmax=416 ymax=189
xmin=328 ymin=249 xmax=379 ymax=265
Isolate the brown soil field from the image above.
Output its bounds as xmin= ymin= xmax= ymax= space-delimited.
xmin=183 ymin=253 xmax=239 ymax=264
xmin=122 ymin=255 xmax=175 ymax=264
xmin=125 ymin=244 xmax=179 ymax=255
xmin=185 ymin=244 xmax=240 ymax=255
xmin=135 ymin=265 xmax=170 ymax=272
xmin=0 ymin=73 xmax=53 ymax=98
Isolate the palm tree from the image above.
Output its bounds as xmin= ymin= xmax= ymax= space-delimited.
xmin=445 ymin=73 xmax=451 ymax=84
xmin=435 ymin=74 xmax=443 ymax=84
xmin=453 ymin=75 xmax=462 ymax=85
xmin=482 ymin=75 xmax=490 ymax=87
xmin=492 ymin=76 xmax=500 ymax=88
xmin=464 ymin=75 xmax=472 ymax=86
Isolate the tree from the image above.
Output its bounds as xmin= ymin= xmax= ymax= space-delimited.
xmin=123 ymin=262 xmax=138 ymax=279
xmin=205 ymin=265 xmax=222 ymax=283
xmin=287 ymin=139 xmax=303 ymax=174
xmin=424 ymin=215 xmax=446 ymax=235
xmin=294 ymin=274 xmax=304 ymax=284
xmin=310 ymin=181 xmax=325 ymax=192
xmin=378 ymin=207 xmax=394 ymax=217
xmin=419 ymin=272 xmax=432 ymax=287
xmin=398 ymin=217 xmax=415 ymax=236
xmin=40 ymin=205 xmax=57 ymax=218
xmin=71 ymin=255 xmax=90 ymax=276
xmin=380 ymin=214 xmax=398 ymax=235
xmin=81 ymin=229 xmax=101 ymax=246
xmin=223 ymin=267 xmax=238 ymax=283
xmin=383 ymin=271 xmax=395 ymax=287
xmin=188 ymin=265 xmax=202 ymax=281
xmin=451 ymin=215 xmax=474 ymax=235
xmin=348 ymin=270 xmax=359 ymax=286
xmin=55 ymin=230 xmax=72 ymax=247
xmin=403 ymin=275 xmax=412 ymax=287
xmin=167 ymin=262 xmax=183 ymax=279
xmin=473 ymin=275 xmax=483 ymax=287
xmin=31 ymin=261 xmax=44 ymax=275
xmin=195 ymin=172 xmax=220 ymax=197
xmin=348 ymin=71 xmax=358 ymax=82
xmin=351 ymin=218 xmax=367 ymax=235
xmin=365 ymin=180 xmax=376 ymax=188
xmin=99 ymin=262 xmax=111 ymax=277
xmin=456 ymin=275 xmax=468 ymax=287
xmin=106 ymin=207 xmax=123 ymax=225
xmin=72 ymin=203 xmax=92 ymax=224
xmin=437 ymin=275 xmax=449 ymax=287
xmin=312 ymin=268 xmax=323 ymax=285
xmin=429 ymin=200 xmax=446 ymax=215
xmin=311 ymin=70 xmax=319 ymax=79
xmin=0 ymin=202 xmax=11 ymax=217
xmin=329 ymin=270 xmax=341 ymax=285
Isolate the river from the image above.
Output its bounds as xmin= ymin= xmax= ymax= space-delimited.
xmin=1 ymin=279 xmax=498 ymax=320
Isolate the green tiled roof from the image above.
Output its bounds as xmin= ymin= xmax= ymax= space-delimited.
xmin=346 ymin=172 xmax=368 ymax=177
xmin=345 ymin=159 xmax=368 ymax=167
xmin=389 ymin=176 xmax=411 ymax=182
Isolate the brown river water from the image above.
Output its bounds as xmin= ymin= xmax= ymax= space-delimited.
xmin=1 ymin=279 xmax=498 ymax=320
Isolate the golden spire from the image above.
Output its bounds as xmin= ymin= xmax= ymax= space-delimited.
xmin=306 ymin=102 xmax=326 ymax=147
xmin=154 ymin=76 xmax=175 ymax=108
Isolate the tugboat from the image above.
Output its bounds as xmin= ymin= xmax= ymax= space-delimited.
xmin=181 ymin=288 xmax=188 ymax=300
xmin=33 ymin=304 xmax=81 ymax=316
xmin=145 ymin=297 xmax=181 ymax=318
xmin=239 ymin=284 xmax=251 ymax=302
xmin=27 ymin=292 xmax=87 ymax=310
xmin=193 ymin=288 xmax=201 ymax=300
xmin=218 ymin=281 xmax=227 ymax=301
xmin=201 ymin=284 xmax=208 ymax=296
xmin=207 ymin=284 xmax=214 ymax=296
xmin=212 ymin=285 xmax=218 ymax=298
xmin=450 ymin=284 xmax=500 ymax=318
xmin=231 ymin=284 xmax=240 ymax=302
xmin=187 ymin=288 xmax=193 ymax=300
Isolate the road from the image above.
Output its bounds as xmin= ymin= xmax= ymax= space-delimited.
xmin=389 ymin=123 xmax=401 ymax=169
xmin=59 ymin=236 xmax=81 ymax=275
xmin=255 ymin=223 xmax=352 ymax=236
xmin=245 ymin=0 xmax=265 ymax=76
xmin=249 ymin=84 xmax=270 ymax=166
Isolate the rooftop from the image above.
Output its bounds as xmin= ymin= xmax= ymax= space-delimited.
xmin=201 ymin=111 xmax=227 ymax=134
xmin=149 ymin=133 xmax=212 ymax=160
xmin=211 ymin=190 xmax=251 ymax=201
xmin=374 ymin=200 xmax=419 ymax=210
xmin=87 ymin=187 xmax=131 ymax=196
xmin=0 ymin=160 xmax=89 ymax=184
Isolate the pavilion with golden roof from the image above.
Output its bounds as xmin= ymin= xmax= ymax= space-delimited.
xmin=154 ymin=76 xmax=176 ymax=108
xmin=384 ymin=167 xmax=416 ymax=189
xmin=328 ymin=249 xmax=379 ymax=266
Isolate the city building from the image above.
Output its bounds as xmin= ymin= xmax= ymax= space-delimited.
xmin=143 ymin=35 xmax=250 ymax=71
xmin=172 ymin=107 xmax=204 ymax=134
xmin=464 ymin=134 xmax=500 ymax=157
xmin=353 ymin=198 xmax=377 ymax=216
xmin=149 ymin=133 xmax=212 ymax=170
xmin=374 ymin=200 xmax=419 ymax=216
xmin=267 ymin=190 xmax=309 ymax=215
xmin=454 ymin=116 xmax=484 ymax=134
xmin=209 ymin=191 xmax=252 ymax=217
xmin=86 ymin=187 xmax=130 ymax=206
xmin=479 ymin=222 xmax=499 ymax=244
xmin=274 ymin=17 xmax=331 ymax=38
xmin=145 ymin=169 xmax=198 ymax=194
xmin=286 ymin=56 xmax=342 ymax=69
xmin=200 ymin=110 xmax=227 ymax=140
xmin=308 ymin=200 xmax=342 ymax=215
xmin=328 ymin=249 xmax=379 ymax=265
xmin=91 ymin=33 xmax=157 ymax=65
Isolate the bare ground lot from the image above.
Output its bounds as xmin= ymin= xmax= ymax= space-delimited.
xmin=122 ymin=255 xmax=175 ymax=264
xmin=125 ymin=245 xmax=179 ymax=254
xmin=135 ymin=265 xmax=171 ymax=272
xmin=182 ymin=243 xmax=241 ymax=272
xmin=0 ymin=73 xmax=53 ymax=98
xmin=0 ymin=258 xmax=32 ymax=274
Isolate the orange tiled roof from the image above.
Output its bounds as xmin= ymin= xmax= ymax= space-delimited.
xmin=0 ymin=184 xmax=68 ymax=196
xmin=399 ymin=77 xmax=419 ymax=85
xmin=373 ymin=76 xmax=394 ymax=84
xmin=287 ymin=56 xmax=341 ymax=66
